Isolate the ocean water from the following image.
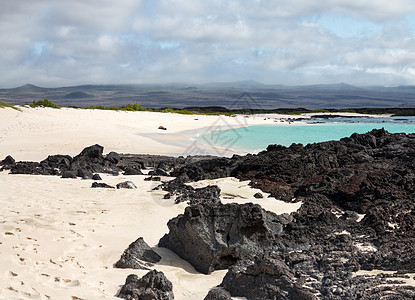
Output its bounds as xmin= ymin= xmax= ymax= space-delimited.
xmin=199 ymin=116 xmax=415 ymax=153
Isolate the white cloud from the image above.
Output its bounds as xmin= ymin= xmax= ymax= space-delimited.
xmin=1 ymin=0 xmax=415 ymax=87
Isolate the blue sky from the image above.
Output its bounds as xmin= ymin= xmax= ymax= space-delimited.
xmin=1 ymin=0 xmax=415 ymax=87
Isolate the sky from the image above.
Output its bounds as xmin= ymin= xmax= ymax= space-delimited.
xmin=2 ymin=0 xmax=415 ymax=88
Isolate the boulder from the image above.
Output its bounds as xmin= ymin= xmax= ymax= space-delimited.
xmin=106 ymin=151 xmax=121 ymax=164
xmin=123 ymin=167 xmax=143 ymax=175
xmin=117 ymin=181 xmax=137 ymax=189
xmin=92 ymin=173 xmax=102 ymax=180
xmin=253 ymin=192 xmax=263 ymax=199
xmin=115 ymin=237 xmax=162 ymax=270
xmin=77 ymin=168 xmax=93 ymax=179
xmin=222 ymin=256 xmax=317 ymax=300
xmin=158 ymin=202 xmax=288 ymax=274
xmin=149 ymin=168 xmax=170 ymax=176
xmin=117 ymin=270 xmax=174 ymax=300
xmin=204 ymin=288 xmax=232 ymax=300
xmin=61 ymin=170 xmax=77 ymax=179
xmin=91 ymin=182 xmax=115 ymax=189
xmin=73 ymin=144 xmax=104 ymax=166
xmin=175 ymin=185 xmax=222 ymax=206
xmin=1 ymin=155 xmax=15 ymax=165
xmin=40 ymin=155 xmax=72 ymax=169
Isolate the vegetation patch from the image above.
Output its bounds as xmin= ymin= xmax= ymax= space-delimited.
xmin=0 ymin=101 xmax=22 ymax=111
xmin=29 ymin=99 xmax=59 ymax=108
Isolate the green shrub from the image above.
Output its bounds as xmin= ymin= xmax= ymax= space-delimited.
xmin=30 ymin=99 xmax=59 ymax=108
xmin=119 ymin=103 xmax=145 ymax=111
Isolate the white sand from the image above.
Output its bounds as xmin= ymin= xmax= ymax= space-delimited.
xmin=0 ymin=107 xmax=374 ymax=299
xmin=0 ymin=106 xmax=308 ymax=162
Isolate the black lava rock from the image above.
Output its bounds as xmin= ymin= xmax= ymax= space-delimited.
xmin=115 ymin=237 xmax=162 ymax=270
xmin=91 ymin=182 xmax=114 ymax=189
xmin=117 ymin=270 xmax=174 ymax=300
xmin=116 ymin=181 xmax=137 ymax=189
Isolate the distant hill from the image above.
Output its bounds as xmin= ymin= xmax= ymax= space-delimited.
xmin=64 ymin=91 xmax=94 ymax=99
xmin=1 ymin=81 xmax=415 ymax=109
xmin=12 ymin=84 xmax=46 ymax=92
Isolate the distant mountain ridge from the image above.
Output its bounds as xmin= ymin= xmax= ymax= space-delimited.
xmin=1 ymin=81 xmax=415 ymax=109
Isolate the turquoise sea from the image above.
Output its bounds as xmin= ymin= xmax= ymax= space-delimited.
xmin=199 ymin=116 xmax=415 ymax=153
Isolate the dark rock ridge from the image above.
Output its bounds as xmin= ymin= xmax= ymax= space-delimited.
xmin=4 ymin=129 xmax=415 ymax=299
xmin=158 ymin=202 xmax=290 ymax=274
xmin=117 ymin=270 xmax=174 ymax=300
xmin=115 ymin=237 xmax=161 ymax=270
xmin=2 ymin=144 xmax=219 ymax=179
xmin=156 ymin=129 xmax=415 ymax=299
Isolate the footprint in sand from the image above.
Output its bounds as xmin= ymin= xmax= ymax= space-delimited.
xmin=6 ymin=271 xmax=18 ymax=278
xmin=14 ymin=254 xmax=27 ymax=265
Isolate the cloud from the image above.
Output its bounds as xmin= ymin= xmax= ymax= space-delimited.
xmin=1 ymin=0 xmax=415 ymax=87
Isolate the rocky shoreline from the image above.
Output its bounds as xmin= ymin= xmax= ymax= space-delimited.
xmin=2 ymin=129 xmax=415 ymax=299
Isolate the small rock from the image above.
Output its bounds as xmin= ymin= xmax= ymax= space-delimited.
xmin=117 ymin=181 xmax=137 ymax=189
xmin=118 ymin=270 xmax=174 ymax=300
xmin=115 ymin=237 xmax=162 ymax=269
xmin=158 ymin=126 xmax=167 ymax=130
xmin=91 ymin=182 xmax=115 ymax=189
xmin=253 ymin=192 xmax=263 ymax=199
xmin=92 ymin=173 xmax=102 ymax=180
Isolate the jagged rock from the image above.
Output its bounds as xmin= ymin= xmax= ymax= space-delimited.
xmin=1 ymin=155 xmax=15 ymax=165
xmin=77 ymin=168 xmax=93 ymax=179
xmin=123 ymin=167 xmax=143 ymax=175
xmin=40 ymin=154 xmax=72 ymax=169
xmin=117 ymin=181 xmax=137 ymax=189
xmin=115 ymin=237 xmax=162 ymax=270
xmin=175 ymin=185 xmax=221 ymax=205
xmin=149 ymin=168 xmax=170 ymax=176
xmin=61 ymin=170 xmax=77 ymax=179
xmin=158 ymin=202 xmax=288 ymax=274
xmin=9 ymin=161 xmax=59 ymax=175
xmin=73 ymin=144 xmax=104 ymax=165
xmin=170 ymin=157 xmax=236 ymax=182
xmin=106 ymin=151 xmax=121 ymax=164
xmin=117 ymin=270 xmax=174 ymax=300
xmin=92 ymin=173 xmax=102 ymax=180
xmin=204 ymin=288 xmax=232 ymax=300
xmin=91 ymin=182 xmax=114 ymax=189
xmin=253 ymin=192 xmax=263 ymax=198
xmin=222 ymin=256 xmax=317 ymax=300
xmin=144 ymin=176 xmax=161 ymax=181
xmin=158 ymin=180 xmax=221 ymax=206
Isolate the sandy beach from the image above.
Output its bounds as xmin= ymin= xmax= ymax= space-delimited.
xmin=0 ymin=106 xmax=305 ymax=299
xmin=0 ymin=106 xmax=308 ymax=162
